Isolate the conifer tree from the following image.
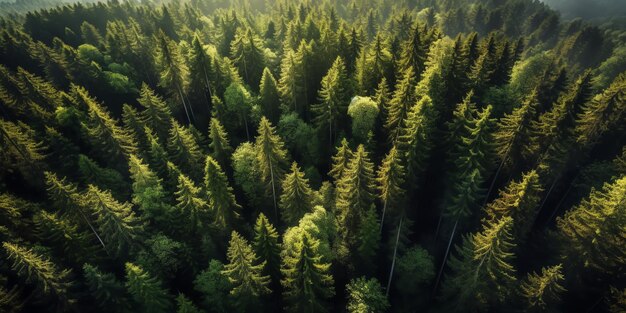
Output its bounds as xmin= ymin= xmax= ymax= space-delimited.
xmin=312 ymin=56 xmax=350 ymax=144
xmin=328 ymin=138 xmax=354 ymax=183
xmin=398 ymin=23 xmax=428 ymax=76
xmin=557 ymin=175 xmax=626 ymax=276
xmin=128 ymin=154 xmax=172 ymax=228
xmin=0 ymin=119 xmax=46 ymax=179
xmin=168 ymin=119 xmax=203 ymax=176
xmin=484 ymin=171 xmax=543 ymax=240
xmin=357 ymin=205 xmax=380 ymax=273
xmin=34 ymin=211 xmax=96 ymax=265
xmin=520 ymin=264 xmax=566 ymax=311
xmin=377 ymin=146 xmax=405 ymax=229
xmin=175 ymin=173 xmax=210 ymax=234
xmin=223 ymin=82 xmax=253 ymax=141
xmin=346 ymin=277 xmax=389 ymax=313
xmin=204 ymin=156 xmax=241 ymax=229
xmin=253 ymin=213 xmax=281 ymax=282
xmin=125 ymin=262 xmax=172 ymax=313
xmin=441 ymin=216 xmax=517 ymax=312
xmin=122 ymin=104 xmax=148 ymax=152
xmin=155 ymin=30 xmax=193 ymax=123
xmin=281 ymin=232 xmax=335 ymax=313
xmin=222 ymin=231 xmax=271 ymax=311
xmin=374 ymin=78 xmax=391 ymax=121
xmin=208 ymin=117 xmax=232 ymax=168
xmin=84 ymin=185 xmax=143 ymax=257
xmin=144 ymin=126 xmax=170 ymax=179
xmin=2 ymin=242 xmax=74 ymax=306
xmin=188 ymin=34 xmax=214 ymax=109
xmin=78 ymin=154 xmax=127 ymax=198
xmin=176 ymin=293 xmax=204 ymax=313
xmin=258 ymin=68 xmax=281 ymax=123
xmin=83 ymin=264 xmax=131 ymax=312
xmin=280 ymin=162 xmax=315 ymax=225
xmin=336 ymin=144 xmax=376 ymax=254
xmin=385 ymin=66 xmax=416 ymax=143
xmin=231 ymin=28 xmax=266 ymax=89
xmin=278 ymin=49 xmax=305 ymax=115
xmin=256 ymin=117 xmax=289 ymax=221
xmin=137 ymin=84 xmax=172 ymax=141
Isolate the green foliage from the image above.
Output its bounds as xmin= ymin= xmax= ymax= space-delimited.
xmin=348 ymin=96 xmax=379 ymax=143
xmin=346 ymin=277 xmax=389 ymax=313
xmin=253 ymin=213 xmax=281 ymax=281
xmin=258 ymin=68 xmax=281 ymax=123
xmin=204 ymin=156 xmax=241 ymax=229
xmin=168 ymin=119 xmax=203 ymax=176
xmin=280 ymin=162 xmax=315 ymax=225
xmin=175 ymin=173 xmax=210 ymax=234
xmin=256 ymin=116 xmax=290 ymax=220
xmin=520 ymin=264 xmax=566 ymax=311
xmin=124 ymin=262 xmax=172 ymax=313
xmin=176 ymin=293 xmax=204 ymax=313
xmin=312 ymin=56 xmax=351 ymax=142
xmin=193 ymin=260 xmax=231 ymax=313
xmin=83 ymin=264 xmax=131 ymax=312
xmin=208 ymin=117 xmax=233 ymax=168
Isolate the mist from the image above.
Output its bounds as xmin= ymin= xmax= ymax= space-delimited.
xmin=541 ymin=0 xmax=626 ymax=20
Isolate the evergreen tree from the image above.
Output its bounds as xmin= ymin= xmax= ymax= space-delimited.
xmin=493 ymin=91 xmax=538 ymax=171
xmin=144 ymin=126 xmax=170 ymax=178
xmin=278 ymin=49 xmax=305 ymax=115
xmin=128 ymin=154 xmax=172 ymax=229
xmin=83 ymin=263 xmax=131 ymax=312
xmin=208 ymin=117 xmax=232 ymax=168
xmin=328 ymin=138 xmax=354 ymax=183
xmin=281 ymin=232 xmax=334 ymax=313
xmin=280 ymin=162 xmax=315 ymax=226
xmin=253 ymin=213 xmax=281 ymax=282
xmin=137 ymin=83 xmax=172 ymax=142
xmin=258 ymin=67 xmax=281 ymax=123
xmin=312 ymin=56 xmax=350 ymax=144
xmin=255 ymin=117 xmax=289 ymax=221
xmin=377 ymin=146 xmax=405 ymax=229
xmin=124 ymin=262 xmax=172 ymax=313
xmin=520 ymin=264 xmax=566 ymax=311
xmin=34 ymin=211 xmax=96 ymax=265
xmin=231 ymin=28 xmax=266 ymax=89
xmin=176 ymin=294 xmax=204 ymax=313
xmin=346 ymin=277 xmax=389 ymax=313
xmin=357 ymin=205 xmax=380 ymax=273
xmin=193 ymin=260 xmax=231 ymax=313
xmin=441 ymin=216 xmax=517 ymax=312
xmin=385 ymin=66 xmax=416 ymax=143
xmin=155 ymin=30 xmax=193 ymax=124
xmin=398 ymin=23 xmax=428 ymax=76
xmin=2 ymin=242 xmax=74 ymax=306
xmin=204 ymin=156 xmax=241 ymax=229
xmin=78 ymin=154 xmax=127 ymax=198
xmin=188 ymin=34 xmax=214 ymax=110
xmin=175 ymin=172 xmax=210 ymax=234
xmin=222 ymin=231 xmax=271 ymax=311
xmin=168 ymin=119 xmax=203 ymax=176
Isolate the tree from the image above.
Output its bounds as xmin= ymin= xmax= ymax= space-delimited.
xmin=84 ymin=185 xmax=143 ymax=257
xmin=188 ymin=34 xmax=214 ymax=110
xmin=155 ymin=30 xmax=193 ymax=124
xmin=78 ymin=154 xmax=127 ymax=198
xmin=2 ymin=242 xmax=74 ymax=307
xmin=222 ymin=231 xmax=271 ymax=311
xmin=256 ymin=117 xmax=289 ymax=221
xmin=204 ymin=156 xmax=241 ymax=229
xmin=312 ymin=56 xmax=351 ymax=144
xmin=520 ymin=264 xmax=566 ymax=311
xmin=208 ymin=118 xmax=232 ymax=168
xmin=128 ymin=154 xmax=172 ymax=229
xmin=175 ymin=173 xmax=210 ymax=234
xmin=176 ymin=294 xmax=204 ymax=313
xmin=124 ymin=262 xmax=172 ymax=313
xmin=34 ymin=211 xmax=96 ymax=266
xmin=398 ymin=23 xmax=428 ymax=76
xmin=231 ymin=28 xmax=266 ymax=89
xmin=232 ymin=142 xmax=267 ymax=209
xmin=193 ymin=260 xmax=231 ymax=313
xmin=356 ymin=205 xmax=380 ymax=273
xmin=83 ymin=263 xmax=131 ymax=312
xmin=137 ymin=83 xmax=172 ymax=141
xmin=278 ymin=49 xmax=305 ymax=115
xmin=557 ymin=175 xmax=626 ymax=276
xmin=168 ymin=119 xmax=203 ymax=176
xmin=395 ymin=246 xmax=435 ymax=306
xmin=280 ymin=162 xmax=315 ymax=225
xmin=253 ymin=213 xmax=281 ymax=282
xmin=377 ymin=146 xmax=405 ymax=230
xmin=345 ymin=277 xmax=389 ymax=313
xmin=441 ymin=216 xmax=517 ymax=312
xmin=384 ymin=66 xmax=416 ymax=143
xmin=258 ymin=68 xmax=281 ymax=123
xmin=223 ymin=82 xmax=254 ymax=141
xmin=348 ymin=96 xmax=379 ymax=144
xmin=281 ymin=232 xmax=335 ymax=313
xmin=329 ymin=138 xmax=354 ymax=183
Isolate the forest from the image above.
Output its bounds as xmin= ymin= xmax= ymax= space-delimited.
xmin=0 ymin=0 xmax=624 ymax=312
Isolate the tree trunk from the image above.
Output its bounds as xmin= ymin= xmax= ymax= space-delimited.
xmin=386 ymin=216 xmax=403 ymax=297
xmin=432 ymin=219 xmax=458 ymax=297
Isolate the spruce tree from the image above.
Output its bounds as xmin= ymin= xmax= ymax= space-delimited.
xmin=231 ymin=28 xmax=266 ymax=89
xmin=258 ymin=67 xmax=281 ymax=123
xmin=2 ymin=242 xmax=74 ymax=306
xmin=278 ymin=49 xmax=305 ymax=115
xmin=312 ymin=56 xmax=350 ymax=144
xmin=377 ymin=146 xmax=405 ymax=229
xmin=384 ymin=66 xmax=416 ymax=143
xmin=255 ymin=117 xmax=289 ymax=221
xmin=280 ymin=162 xmax=315 ymax=226
xmin=253 ymin=213 xmax=281 ymax=282
xmin=83 ymin=263 xmax=131 ymax=312
xmin=281 ymin=232 xmax=335 ymax=313
xmin=175 ymin=173 xmax=210 ymax=234
xmin=128 ymin=154 xmax=172 ymax=229
xmin=328 ymin=138 xmax=354 ymax=183
xmin=124 ymin=262 xmax=172 ymax=313
xmin=208 ymin=117 xmax=232 ymax=169
xmin=176 ymin=293 xmax=204 ymax=313
xmin=34 ymin=211 xmax=96 ymax=265
xmin=204 ymin=156 xmax=241 ymax=230
xmin=168 ymin=119 xmax=203 ymax=176
xmin=222 ymin=231 xmax=271 ymax=311
xmin=155 ymin=30 xmax=193 ymax=123
xmin=398 ymin=23 xmax=428 ymax=75
xmin=188 ymin=34 xmax=214 ymax=110
xmin=520 ymin=264 xmax=566 ymax=311
xmin=144 ymin=126 xmax=170 ymax=179
xmin=137 ymin=83 xmax=172 ymax=142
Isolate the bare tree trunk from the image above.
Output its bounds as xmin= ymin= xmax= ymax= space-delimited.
xmin=386 ymin=216 xmax=403 ymax=297
xmin=432 ymin=219 xmax=458 ymax=297
xmin=269 ymin=158 xmax=278 ymax=222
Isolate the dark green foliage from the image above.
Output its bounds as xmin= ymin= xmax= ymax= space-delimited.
xmin=124 ymin=262 xmax=172 ymax=313
xmin=194 ymin=260 xmax=231 ymax=313
xmin=346 ymin=277 xmax=389 ymax=313
xmin=83 ymin=264 xmax=131 ymax=312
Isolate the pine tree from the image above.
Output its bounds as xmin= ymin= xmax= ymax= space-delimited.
xmin=125 ymin=262 xmax=172 ymax=313
xmin=222 ymin=231 xmax=271 ymax=311
xmin=122 ymin=104 xmax=149 ymax=152
xmin=278 ymin=49 xmax=305 ymax=115
xmin=398 ymin=23 xmax=428 ymax=76
xmin=231 ymin=28 xmax=266 ymax=89
xmin=34 ymin=211 xmax=96 ymax=265
xmin=0 ymin=119 xmax=46 ymax=180
xmin=176 ymin=293 xmax=204 ymax=313
xmin=258 ymin=67 xmax=281 ymax=123
xmin=204 ymin=156 xmax=241 ymax=229
xmin=377 ymin=146 xmax=405 ymax=229
xmin=520 ymin=264 xmax=566 ymax=311
xmin=137 ymin=83 xmax=172 ymax=142
xmin=385 ymin=66 xmax=416 ymax=143
xmin=83 ymin=263 xmax=131 ymax=312
xmin=168 ymin=119 xmax=203 ymax=176
xmin=357 ymin=205 xmax=380 ymax=273
xmin=312 ymin=56 xmax=350 ymax=144
xmin=208 ymin=117 xmax=232 ymax=168
xmin=281 ymin=232 xmax=335 ymax=313
xmin=346 ymin=277 xmax=389 ymax=313
xmin=256 ymin=117 xmax=289 ymax=221
xmin=84 ymin=185 xmax=143 ymax=257
xmin=335 ymin=144 xmax=376 ymax=254
xmin=144 ymin=126 xmax=170 ymax=178
xmin=253 ymin=213 xmax=281 ymax=282
xmin=493 ymin=91 xmax=538 ymax=171
xmin=128 ymin=154 xmax=172 ymax=228
xmin=328 ymin=138 xmax=354 ymax=183
xmin=557 ymin=175 xmax=626 ymax=276
xmin=484 ymin=171 xmax=543 ymax=240
xmin=175 ymin=173 xmax=210 ymax=234
xmin=78 ymin=154 xmax=127 ymax=198
xmin=280 ymin=162 xmax=315 ymax=225
xmin=441 ymin=216 xmax=517 ymax=312
xmin=2 ymin=242 xmax=74 ymax=306
xmin=574 ymin=72 xmax=625 ymax=148
xmin=188 ymin=34 xmax=214 ymax=110
xmin=155 ymin=30 xmax=193 ymax=123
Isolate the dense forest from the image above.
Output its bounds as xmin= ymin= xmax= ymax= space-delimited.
xmin=0 ymin=0 xmax=625 ymax=312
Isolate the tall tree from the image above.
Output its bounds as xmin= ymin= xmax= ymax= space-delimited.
xmin=384 ymin=66 xmax=416 ymax=143
xmin=312 ymin=56 xmax=351 ymax=145
xmin=155 ymin=30 xmax=193 ymax=124
xmin=167 ymin=119 xmax=203 ymax=176
xmin=175 ymin=173 xmax=210 ymax=234
xmin=125 ymin=262 xmax=172 ymax=313
xmin=128 ymin=154 xmax=172 ymax=229
xmin=208 ymin=117 xmax=233 ymax=169
xmin=231 ymin=28 xmax=266 ymax=89
xmin=137 ymin=83 xmax=172 ymax=142
xmin=328 ymin=138 xmax=354 ymax=183
xmin=253 ymin=213 xmax=281 ymax=282
xmin=280 ymin=162 xmax=315 ymax=226
xmin=188 ymin=34 xmax=214 ymax=110
xmin=345 ymin=277 xmax=389 ymax=313
xmin=204 ymin=156 xmax=241 ymax=230
xmin=520 ymin=264 xmax=566 ymax=312
xmin=377 ymin=146 xmax=405 ymax=230
xmin=83 ymin=264 xmax=131 ymax=312
xmin=255 ymin=117 xmax=289 ymax=221
xmin=258 ymin=68 xmax=281 ymax=123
